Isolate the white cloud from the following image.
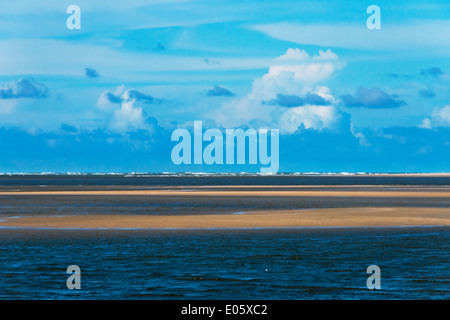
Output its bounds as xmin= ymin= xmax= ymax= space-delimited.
xmin=350 ymin=123 xmax=370 ymax=146
xmin=419 ymin=118 xmax=432 ymax=129
xmin=420 ymin=105 xmax=450 ymax=129
xmin=98 ymin=86 xmax=149 ymax=132
xmin=0 ymin=39 xmax=272 ymax=77
xmin=278 ymin=105 xmax=337 ymax=134
xmin=261 ymin=49 xmax=342 ymax=95
xmin=251 ymin=21 xmax=450 ymax=52
xmin=431 ymin=105 xmax=450 ymax=126
xmin=433 ymin=105 xmax=450 ymax=122
xmin=112 ymin=99 xmax=146 ymax=132
xmin=212 ymin=49 xmax=343 ymax=133
xmin=97 ymin=85 xmax=126 ymax=110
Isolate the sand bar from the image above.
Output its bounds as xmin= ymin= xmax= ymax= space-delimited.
xmin=0 ymin=207 xmax=448 ymax=229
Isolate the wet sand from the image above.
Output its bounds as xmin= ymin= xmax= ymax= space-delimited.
xmin=1 ymin=189 xmax=450 ymax=197
xmin=0 ymin=185 xmax=448 ymax=229
xmin=0 ymin=207 xmax=448 ymax=229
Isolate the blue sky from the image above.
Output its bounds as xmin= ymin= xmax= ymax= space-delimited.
xmin=0 ymin=0 xmax=449 ymax=173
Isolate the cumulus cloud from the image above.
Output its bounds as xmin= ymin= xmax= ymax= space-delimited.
xmin=341 ymin=87 xmax=407 ymax=109
xmin=206 ymin=85 xmax=235 ymax=97
xmin=350 ymin=123 xmax=370 ymax=147
xmin=434 ymin=105 xmax=450 ymax=123
xmin=0 ymin=78 xmax=49 ymax=99
xmin=85 ymin=68 xmax=100 ymax=78
xmin=264 ymin=93 xmax=303 ymax=107
xmin=112 ymin=99 xmax=146 ymax=132
xmin=104 ymin=92 xmax=123 ymax=104
xmin=98 ymin=86 xmax=159 ymax=109
xmin=97 ymin=86 xmax=125 ymax=109
xmin=419 ymin=118 xmax=432 ymax=129
xmin=213 ymin=48 xmax=343 ymax=133
xmin=420 ymin=105 xmax=450 ymax=129
xmin=264 ymin=92 xmax=330 ymax=107
xmin=97 ymin=86 xmax=161 ymax=132
xmin=126 ymin=89 xmax=158 ymax=104
xmin=278 ymin=104 xmax=338 ymax=134
xmin=429 ymin=105 xmax=450 ymax=129
xmin=265 ymin=49 xmax=341 ymax=94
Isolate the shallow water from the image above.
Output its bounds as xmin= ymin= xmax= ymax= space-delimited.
xmin=0 ymin=227 xmax=448 ymax=300
xmin=1 ymin=175 xmax=449 ymax=216
xmin=1 ymin=194 xmax=449 ymax=217
xmin=0 ymin=175 xmax=448 ymax=299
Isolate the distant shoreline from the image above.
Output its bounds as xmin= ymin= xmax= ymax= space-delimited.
xmin=1 ymin=172 xmax=450 ymax=176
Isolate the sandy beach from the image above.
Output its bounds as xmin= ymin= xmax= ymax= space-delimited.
xmin=0 ymin=207 xmax=448 ymax=229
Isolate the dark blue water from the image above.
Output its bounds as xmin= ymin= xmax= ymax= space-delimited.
xmin=1 ymin=227 xmax=448 ymax=300
xmin=1 ymin=175 xmax=448 ymax=299
xmin=0 ymin=173 xmax=449 ymax=187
